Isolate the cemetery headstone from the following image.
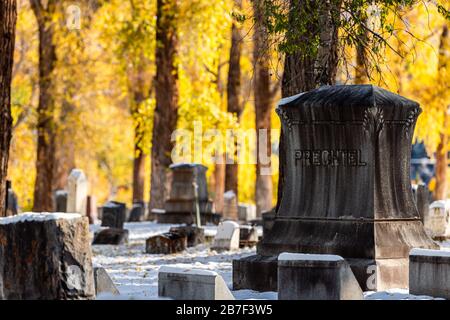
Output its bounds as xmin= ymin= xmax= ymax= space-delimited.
xmin=277 ymin=253 xmax=363 ymax=300
xmin=157 ymin=163 xmax=220 ymax=225
xmin=128 ymin=201 xmax=146 ymax=222
xmin=6 ymin=182 xmax=18 ymax=216
xmin=67 ymin=169 xmax=88 ymax=215
xmin=223 ymin=191 xmax=238 ymax=220
xmin=146 ymin=232 xmax=187 ymax=254
xmin=0 ymin=213 xmax=95 ymax=299
xmin=239 ymin=225 xmax=259 ymax=248
xmin=212 ymin=221 xmax=240 ymax=251
xmin=55 ymin=190 xmax=68 ymax=212
xmin=101 ymin=201 xmax=126 ymax=229
xmin=415 ymin=185 xmax=430 ymax=223
xmin=94 ymin=266 xmax=120 ymax=296
xmin=93 ymin=228 xmax=129 ymax=245
xmin=409 ymin=248 xmax=450 ymax=299
xmin=424 ymin=200 xmax=450 ymax=240
xmin=169 ymin=225 xmax=205 ymax=247
xmin=233 ymin=85 xmax=437 ymax=292
xmin=158 ymin=266 xmax=235 ymax=300
xmin=238 ymin=203 xmax=256 ymax=222
xmin=86 ymin=195 xmax=98 ymax=224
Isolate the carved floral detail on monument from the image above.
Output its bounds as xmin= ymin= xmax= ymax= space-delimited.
xmin=404 ymin=107 xmax=421 ymax=137
xmin=275 ymin=108 xmax=293 ymax=131
xmin=362 ymin=107 xmax=384 ymax=135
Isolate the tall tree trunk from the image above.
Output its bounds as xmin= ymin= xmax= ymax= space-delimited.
xmin=225 ymin=0 xmax=243 ymax=199
xmin=253 ymin=0 xmax=274 ymax=216
xmin=130 ymin=65 xmax=148 ymax=204
xmin=31 ymin=0 xmax=58 ymax=212
xmin=53 ymin=100 xmax=76 ymax=191
xmin=434 ymin=25 xmax=450 ymax=200
xmin=0 ymin=0 xmax=17 ymax=217
xmin=149 ymin=0 xmax=179 ymax=210
xmin=133 ymin=144 xmax=146 ymax=203
xmin=355 ymin=12 xmax=369 ymax=84
xmin=278 ymin=0 xmax=341 ymax=211
xmin=435 ymin=123 xmax=448 ymax=200
xmin=281 ymin=0 xmax=341 ymax=96
xmin=214 ymin=159 xmax=226 ymax=214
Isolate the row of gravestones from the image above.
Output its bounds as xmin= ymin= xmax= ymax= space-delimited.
xmin=145 ymin=221 xmax=259 ymax=254
xmin=157 ymin=248 xmax=450 ymax=300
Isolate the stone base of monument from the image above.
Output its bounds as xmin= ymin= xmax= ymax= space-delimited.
xmin=94 ymin=267 xmax=120 ymax=296
xmin=233 ymin=254 xmax=411 ymax=292
xmin=278 ymin=253 xmax=363 ymax=300
xmin=409 ymin=248 xmax=450 ymax=299
xmin=146 ymin=232 xmax=187 ymax=254
xmin=234 ymin=218 xmax=437 ymax=292
xmin=156 ymin=210 xmax=221 ymax=225
xmin=158 ymin=266 xmax=235 ymax=300
xmin=169 ymin=225 xmax=205 ymax=247
xmin=0 ymin=213 xmax=95 ymax=300
xmin=93 ymin=228 xmax=129 ymax=245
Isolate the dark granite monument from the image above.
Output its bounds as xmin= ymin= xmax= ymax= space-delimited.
xmin=101 ymin=201 xmax=126 ymax=229
xmin=233 ymin=85 xmax=438 ymax=292
xmin=156 ymin=163 xmax=220 ymax=225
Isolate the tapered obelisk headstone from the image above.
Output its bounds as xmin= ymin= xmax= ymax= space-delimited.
xmin=233 ymin=85 xmax=437 ymax=292
xmin=67 ymin=169 xmax=88 ymax=216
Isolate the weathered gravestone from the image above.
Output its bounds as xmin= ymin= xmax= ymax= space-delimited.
xmin=156 ymin=163 xmax=220 ymax=225
xmin=86 ymin=195 xmax=98 ymax=224
xmin=233 ymin=85 xmax=437 ymax=292
xmin=239 ymin=225 xmax=259 ymax=248
xmin=278 ymin=253 xmax=363 ymax=300
xmin=0 ymin=213 xmax=95 ymax=299
xmin=223 ymin=191 xmax=238 ymax=220
xmin=5 ymin=181 xmax=18 ymax=216
xmin=212 ymin=221 xmax=240 ymax=251
xmin=55 ymin=190 xmax=68 ymax=212
xmin=93 ymin=228 xmax=129 ymax=245
xmin=93 ymin=266 xmax=120 ymax=296
xmin=424 ymin=200 xmax=450 ymax=240
xmin=169 ymin=225 xmax=205 ymax=247
xmin=67 ymin=169 xmax=88 ymax=215
xmin=146 ymin=232 xmax=187 ymax=254
xmin=414 ymin=184 xmax=430 ymax=223
xmin=101 ymin=201 xmax=126 ymax=229
xmin=158 ymin=266 xmax=235 ymax=300
xmin=128 ymin=201 xmax=146 ymax=222
xmin=409 ymin=248 xmax=450 ymax=299
xmin=238 ymin=203 xmax=256 ymax=222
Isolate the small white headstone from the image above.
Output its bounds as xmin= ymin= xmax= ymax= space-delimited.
xmin=223 ymin=191 xmax=238 ymax=219
xmin=67 ymin=169 xmax=88 ymax=216
xmin=211 ymin=221 xmax=240 ymax=251
xmin=158 ymin=266 xmax=235 ymax=300
xmin=238 ymin=203 xmax=256 ymax=221
xmin=425 ymin=200 xmax=450 ymax=238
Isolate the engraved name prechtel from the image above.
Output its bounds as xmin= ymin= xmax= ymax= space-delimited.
xmin=294 ymin=149 xmax=367 ymax=167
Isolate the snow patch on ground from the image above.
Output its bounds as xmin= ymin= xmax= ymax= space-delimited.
xmin=410 ymin=248 xmax=450 ymax=257
xmin=364 ymin=289 xmax=444 ymax=300
xmin=279 ymin=252 xmax=344 ymax=262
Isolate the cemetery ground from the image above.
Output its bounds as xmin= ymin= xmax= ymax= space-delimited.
xmin=91 ymin=220 xmax=449 ymax=300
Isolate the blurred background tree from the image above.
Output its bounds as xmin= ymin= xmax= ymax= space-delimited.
xmin=5 ymin=0 xmax=450 ymax=213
